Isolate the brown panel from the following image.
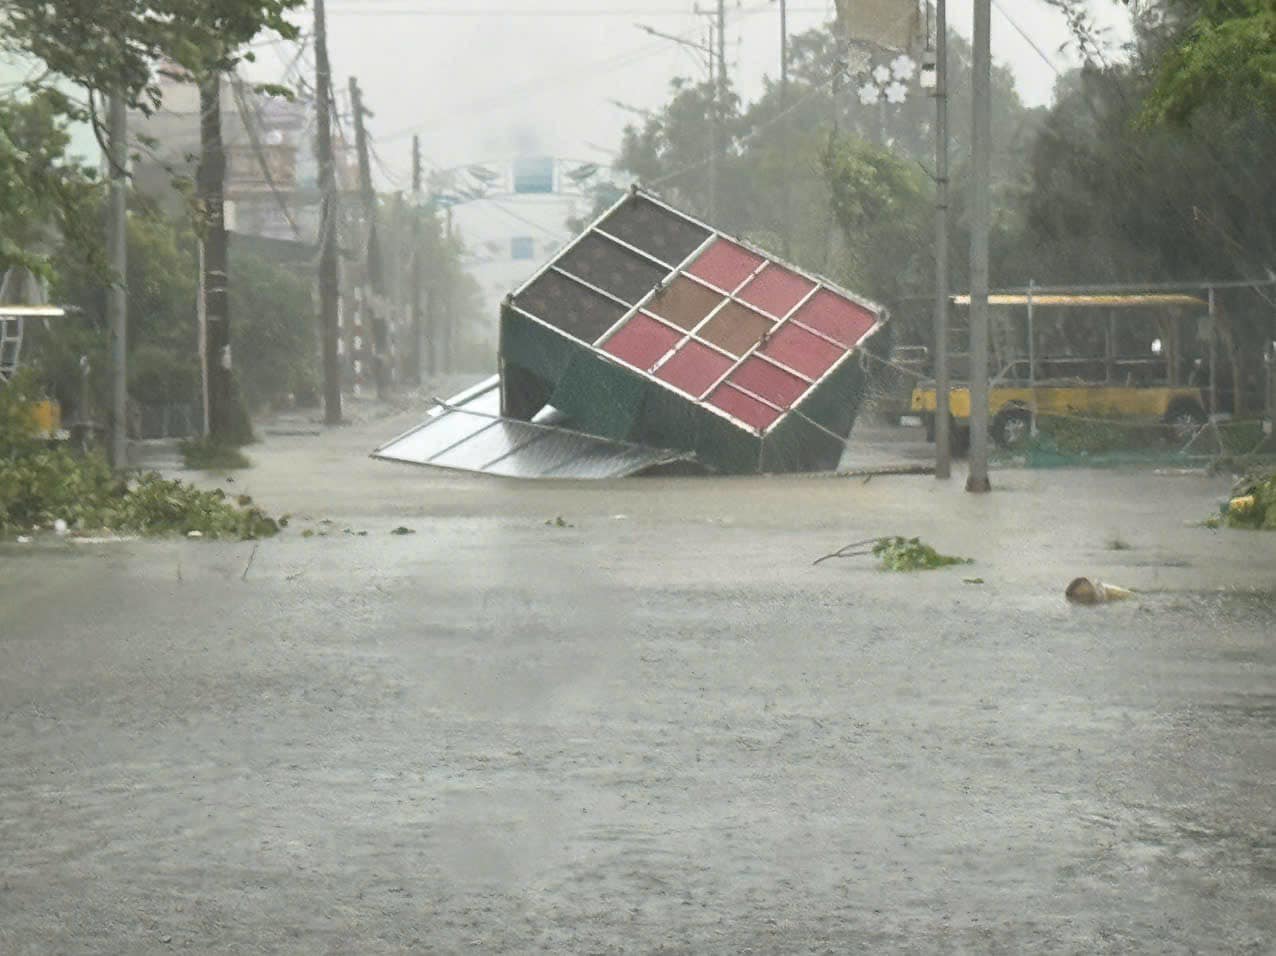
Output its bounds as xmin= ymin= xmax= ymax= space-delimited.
xmin=699 ymin=302 xmax=774 ymax=357
xmin=646 ymin=276 xmax=724 ymax=331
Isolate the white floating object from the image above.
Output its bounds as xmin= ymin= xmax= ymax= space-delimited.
xmin=891 ymin=54 xmax=917 ymax=81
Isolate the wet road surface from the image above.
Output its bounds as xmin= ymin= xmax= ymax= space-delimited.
xmin=2 ymin=407 xmax=1274 ymax=953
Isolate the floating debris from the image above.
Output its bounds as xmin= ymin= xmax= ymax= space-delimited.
xmin=1065 ymin=577 xmax=1133 ymax=605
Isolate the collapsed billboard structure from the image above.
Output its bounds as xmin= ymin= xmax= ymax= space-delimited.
xmin=375 ymin=188 xmax=889 ymax=478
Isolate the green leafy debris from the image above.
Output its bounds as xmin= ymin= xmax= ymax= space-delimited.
xmin=870 ymin=537 xmax=973 ymax=573
xmin=2 ymin=383 xmax=277 ymax=540
xmin=0 ymin=451 xmax=279 ymax=539
xmin=1219 ymin=470 xmax=1276 ymax=530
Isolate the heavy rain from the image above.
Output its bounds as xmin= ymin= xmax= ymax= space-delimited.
xmin=2 ymin=1 xmax=1274 ymax=952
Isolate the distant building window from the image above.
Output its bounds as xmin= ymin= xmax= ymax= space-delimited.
xmin=511 ymin=236 xmax=535 ymax=260
xmin=512 ymin=156 xmax=554 ymax=194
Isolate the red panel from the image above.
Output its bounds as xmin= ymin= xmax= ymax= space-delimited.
xmin=708 ymin=384 xmax=783 ymax=431
xmin=728 ymin=357 xmax=809 ymax=409
xmin=654 ymin=341 xmax=734 ymax=397
xmin=792 ymin=289 xmax=876 ymax=347
xmin=687 ymin=239 xmax=765 ymax=292
xmin=737 ymin=266 xmax=816 ymax=318
xmin=601 ymin=312 xmax=683 ymax=370
xmin=761 ymin=323 xmax=844 ymax=379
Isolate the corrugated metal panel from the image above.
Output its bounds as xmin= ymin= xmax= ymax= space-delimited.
xmin=373 ymin=376 xmax=693 ymax=479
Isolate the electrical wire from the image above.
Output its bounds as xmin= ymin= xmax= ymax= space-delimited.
xmin=326 ymin=5 xmax=828 ymax=17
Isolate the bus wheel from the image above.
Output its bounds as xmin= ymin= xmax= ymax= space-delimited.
xmin=992 ymin=406 xmax=1033 ymax=450
xmin=1163 ymin=400 xmax=1207 ymax=444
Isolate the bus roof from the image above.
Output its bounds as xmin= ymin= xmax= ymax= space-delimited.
xmin=0 ymin=305 xmax=69 ymax=318
xmin=951 ymin=293 xmax=1207 ymax=308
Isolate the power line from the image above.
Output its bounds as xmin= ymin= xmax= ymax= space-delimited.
xmin=990 ymin=0 xmax=1062 ymax=78
xmin=326 ymin=5 xmax=829 ymax=17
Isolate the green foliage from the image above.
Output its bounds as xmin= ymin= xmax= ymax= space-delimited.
xmin=1221 ymin=469 xmax=1276 ymax=529
xmin=129 ymin=345 xmax=199 ymax=405
xmin=1142 ymin=1 xmax=1276 ymax=125
xmin=821 ymin=135 xmax=931 ymax=308
xmin=0 ymin=369 xmax=47 ymax=458
xmin=871 ymin=537 xmax=973 ymax=572
xmin=607 ymin=24 xmax=1040 ymax=350
xmin=2 ymin=1 xmax=303 ymax=115
xmin=0 ymin=92 xmax=100 ymax=277
xmin=0 ymin=448 xmax=277 ymax=539
xmin=228 ymin=246 xmax=317 ymax=410
xmin=1034 ymin=409 xmax=1166 ymax=455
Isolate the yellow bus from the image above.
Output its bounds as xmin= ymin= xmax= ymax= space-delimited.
xmin=910 ymin=293 xmax=1212 ymax=450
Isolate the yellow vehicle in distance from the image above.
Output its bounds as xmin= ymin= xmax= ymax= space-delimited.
xmin=911 ymin=292 xmax=1212 ymax=451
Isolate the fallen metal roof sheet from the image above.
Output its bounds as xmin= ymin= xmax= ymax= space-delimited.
xmin=372 ymin=376 xmax=694 ymax=479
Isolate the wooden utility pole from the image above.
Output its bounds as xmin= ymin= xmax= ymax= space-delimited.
xmin=967 ymin=0 xmax=992 ymax=492
xmin=315 ymin=0 xmax=342 ymax=425
xmin=106 ymin=91 xmax=129 ymax=470
xmin=197 ymin=73 xmax=233 ymax=441
xmin=410 ymin=135 xmax=423 ymax=386
xmin=349 ymin=76 xmax=386 ymax=400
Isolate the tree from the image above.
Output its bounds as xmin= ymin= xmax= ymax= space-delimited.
xmin=1141 ymin=0 xmax=1276 ymax=124
xmin=0 ymin=93 xmax=99 ymax=276
xmin=0 ymin=1 xmax=302 ymax=278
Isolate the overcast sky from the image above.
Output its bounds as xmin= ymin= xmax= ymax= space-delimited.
xmin=289 ymin=0 xmax=1133 ymax=189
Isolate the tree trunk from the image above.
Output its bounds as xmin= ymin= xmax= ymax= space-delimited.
xmin=198 ymin=73 xmax=234 ymax=441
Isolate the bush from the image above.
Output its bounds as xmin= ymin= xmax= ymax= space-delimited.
xmin=3 ymin=379 xmax=277 ymax=539
xmin=1035 ymin=408 xmax=1163 ymax=455
xmin=0 ymin=448 xmax=279 ymax=538
xmin=1222 ymin=471 xmax=1276 ymax=531
xmin=0 ymin=369 xmax=45 ymax=458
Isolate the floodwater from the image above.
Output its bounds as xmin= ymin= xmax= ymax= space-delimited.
xmin=1 ymin=403 xmax=1273 ymax=952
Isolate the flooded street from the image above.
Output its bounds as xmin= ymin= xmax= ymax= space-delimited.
xmin=2 ymin=409 xmax=1274 ymax=953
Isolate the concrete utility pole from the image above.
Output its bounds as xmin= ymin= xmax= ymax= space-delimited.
xmin=410 ymin=135 xmax=423 ymax=386
xmin=933 ymin=0 xmax=952 ymax=479
xmin=349 ymin=76 xmax=386 ymax=400
xmin=714 ymin=0 xmax=726 ymax=224
xmin=442 ymin=205 xmax=453 ymax=372
xmin=779 ymin=0 xmax=790 ymax=257
xmin=198 ymin=73 xmax=234 ymax=442
xmin=106 ymin=91 xmax=129 ymax=470
xmin=966 ymin=0 xmax=992 ymax=493
xmin=315 ymin=0 xmax=342 ymax=425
